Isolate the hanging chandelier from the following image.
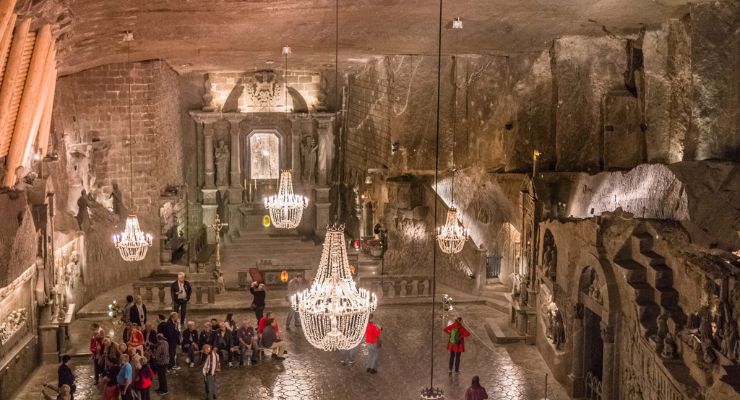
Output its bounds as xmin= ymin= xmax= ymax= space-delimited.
xmin=114 ymin=215 xmax=153 ymax=261
xmin=291 ymin=226 xmax=377 ymax=351
xmin=113 ymin=34 xmax=153 ymax=262
xmin=264 ymin=170 xmax=308 ymax=229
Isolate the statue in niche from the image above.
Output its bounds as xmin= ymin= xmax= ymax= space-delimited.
xmin=519 ymin=276 xmax=529 ymax=306
xmin=653 ymin=310 xmax=669 ymax=342
xmin=249 ymin=133 xmax=279 ymax=180
xmin=301 ymin=136 xmax=318 ymax=184
xmin=697 ymin=306 xmax=717 ymax=363
xmin=552 ymin=308 xmax=565 ymax=349
xmin=111 ymin=181 xmax=127 ymax=220
xmin=215 ymin=140 xmax=230 ymax=186
xmin=76 ymin=189 xmax=90 ymax=230
xmin=510 ymin=273 xmax=521 ymax=296
xmin=542 ymin=230 xmax=557 ymax=281
xmin=661 ymin=333 xmax=677 ymax=359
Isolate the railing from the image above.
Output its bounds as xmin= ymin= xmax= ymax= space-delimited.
xmin=585 ymin=371 xmax=603 ymax=400
xmin=486 ymin=255 xmax=502 ymax=278
xmin=132 ymin=280 xmax=218 ymax=305
xmin=358 ymin=275 xmax=432 ymax=299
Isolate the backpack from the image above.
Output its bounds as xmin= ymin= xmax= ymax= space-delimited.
xmin=449 ymin=327 xmax=460 ymax=345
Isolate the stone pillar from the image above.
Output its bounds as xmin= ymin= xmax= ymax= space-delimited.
xmin=315 ymin=116 xmax=335 ymax=186
xmin=202 ymin=204 xmax=218 ymax=244
xmin=290 ymin=115 xmax=302 ymax=173
xmin=600 ymin=323 xmax=616 ymax=399
xmin=203 ymin=124 xmax=216 ymax=189
xmin=228 ymin=119 xmax=243 ymax=204
xmin=569 ymin=302 xmax=585 ymax=398
xmin=314 ymin=187 xmax=331 ymax=238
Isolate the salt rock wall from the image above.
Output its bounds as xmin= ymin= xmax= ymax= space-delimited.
xmin=50 ymin=60 xmax=185 ymax=299
xmin=685 ymin=1 xmax=740 ymax=161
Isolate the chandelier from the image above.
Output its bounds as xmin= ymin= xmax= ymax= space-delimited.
xmin=437 ymin=207 xmax=468 ymax=254
xmin=114 ymin=215 xmax=153 ymax=262
xmin=113 ymin=36 xmax=153 ymax=262
xmin=264 ymin=170 xmax=308 ymax=229
xmin=291 ymin=226 xmax=377 ymax=351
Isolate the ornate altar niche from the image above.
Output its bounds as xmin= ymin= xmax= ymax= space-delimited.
xmin=189 ymin=110 xmax=336 ymax=244
xmin=52 ymin=235 xmax=85 ymax=316
xmin=0 ymin=263 xmax=36 ymax=391
xmin=159 ymin=186 xmax=187 ymax=264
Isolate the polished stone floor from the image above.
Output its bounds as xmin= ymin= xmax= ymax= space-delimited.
xmin=16 ymin=304 xmax=567 ymax=400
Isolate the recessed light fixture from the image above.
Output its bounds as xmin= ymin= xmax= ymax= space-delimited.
xmin=282 ymin=46 xmax=291 ymax=55
xmin=452 ymin=17 xmax=463 ymax=29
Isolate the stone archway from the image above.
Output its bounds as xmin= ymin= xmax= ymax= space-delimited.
xmin=569 ymin=252 xmax=621 ymax=399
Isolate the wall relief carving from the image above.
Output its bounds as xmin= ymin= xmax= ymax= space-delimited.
xmin=215 ymin=140 xmax=230 ymax=186
xmin=246 ymin=70 xmax=284 ymax=111
xmin=0 ymin=308 xmax=27 ymax=344
xmin=300 ymin=135 xmax=318 ymax=184
xmin=542 ymin=229 xmax=557 ymax=282
xmin=540 ymin=284 xmax=566 ymax=350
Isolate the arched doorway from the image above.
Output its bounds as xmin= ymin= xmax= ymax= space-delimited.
xmin=570 ymin=257 xmax=619 ymax=400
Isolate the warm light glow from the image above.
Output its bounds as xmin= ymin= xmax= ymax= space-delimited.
xmin=533 ymin=149 xmax=541 ymax=160
xmin=264 ymin=170 xmax=308 ymax=229
xmin=291 ymin=226 xmax=377 ymax=351
xmin=280 ymin=270 xmax=289 ymax=283
xmin=436 ymin=208 xmax=468 ymax=254
xmin=113 ymin=215 xmax=153 ymax=262
xmin=262 ymin=215 xmax=272 ymax=227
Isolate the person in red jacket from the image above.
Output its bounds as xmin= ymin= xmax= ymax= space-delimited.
xmin=443 ymin=317 xmax=470 ymax=373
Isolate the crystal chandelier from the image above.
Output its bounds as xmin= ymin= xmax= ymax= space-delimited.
xmin=113 ymin=37 xmax=153 ymax=262
xmin=114 ymin=215 xmax=153 ymax=262
xmin=437 ymin=207 xmax=468 ymax=254
xmin=291 ymin=226 xmax=377 ymax=351
xmin=264 ymin=170 xmax=308 ymax=229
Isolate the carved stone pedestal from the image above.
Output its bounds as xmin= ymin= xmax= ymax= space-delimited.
xmin=509 ymin=296 xmax=537 ymax=344
xmin=202 ymin=204 xmax=218 ymax=244
xmin=314 ymin=187 xmax=331 ymax=238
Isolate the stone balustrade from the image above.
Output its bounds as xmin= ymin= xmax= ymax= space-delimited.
xmin=358 ymin=275 xmax=432 ymax=299
xmin=132 ymin=280 xmax=218 ymax=305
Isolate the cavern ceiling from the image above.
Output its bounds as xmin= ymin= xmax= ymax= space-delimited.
xmin=20 ymin=0 xmax=708 ymax=75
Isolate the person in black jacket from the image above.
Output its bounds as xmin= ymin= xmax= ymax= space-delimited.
xmin=182 ymin=320 xmax=200 ymax=368
xmin=160 ymin=312 xmax=181 ymax=369
xmin=199 ymin=321 xmax=213 ymax=348
xmin=170 ymin=272 xmax=192 ymax=329
xmin=58 ymin=355 xmax=76 ymax=399
xmin=129 ymin=295 xmax=147 ymax=327
xmin=249 ymin=282 xmax=266 ymax=322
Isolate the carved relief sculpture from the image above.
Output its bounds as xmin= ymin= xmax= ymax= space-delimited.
xmin=0 ymin=309 xmax=28 ymax=344
xmin=301 ymin=135 xmax=318 ymax=184
xmin=111 ymin=181 xmax=127 ymax=220
xmin=552 ymin=309 xmax=566 ymax=349
xmin=249 ymin=133 xmax=279 ymax=180
xmin=542 ymin=230 xmax=557 ymax=281
xmin=246 ymin=70 xmax=283 ymax=111
xmin=215 ymin=140 xmax=230 ymax=186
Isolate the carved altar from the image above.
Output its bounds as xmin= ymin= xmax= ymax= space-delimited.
xmin=189 ymin=111 xmax=336 ymax=245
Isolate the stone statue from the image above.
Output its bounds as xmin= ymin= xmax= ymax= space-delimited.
xmin=654 ymin=310 xmax=669 ymax=342
xmin=542 ymin=230 xmax=557 ymax=281
xmin=661 ymin=333 xmax=676 ymax=359
xmin=519 ymin=276 xmax=529 ymax=306
xmin=552 ymin=308 xmax=565 ymax=350
xmin=76 ymin=190 xmax=90 ymax=229
xmin=111 ymin=182 xmax=127 ymax=219
xmin=301 ymin=136 xmax=318 ymax=184
xmin=510 ymin=273 xmax=521 ymax=296
xmin=215 ymin=140 xmax=230 ymax=186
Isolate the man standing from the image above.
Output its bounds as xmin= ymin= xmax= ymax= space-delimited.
xmin=285 ymin=274 xmax=305 ymax=329
xmin=122 ymin=295 xmax=135 ymax=324
xmin=202 ymin=344 xmax=220 ymax=400
xmin=170 ymin=272 xmax=192 ymax=327
xmin=58 ymin=354 xmax=76 ymax=399
xmin=443 ymin=316 xmax=470 ymax=373
xmin=129 ymin=295 xmax=147 ymax=327
xmin=117 ymin=354 xmax=133 ymax=400
xmin=152 ymin=334 xmax=169 ymax=395
xmin=249 ymin=282 xmax=266 ymax=322
xmin=161 ymin=312 xmax=181 ymax=369
xmin=365 ymin=314 xmax=381 ymax=374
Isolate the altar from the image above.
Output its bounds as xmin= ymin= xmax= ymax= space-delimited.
xmin=190 ymin=109 xmax=336 ymax=246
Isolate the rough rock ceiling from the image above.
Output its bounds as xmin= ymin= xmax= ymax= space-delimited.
xmin=21 ymin=0 xmax=707 ymax=76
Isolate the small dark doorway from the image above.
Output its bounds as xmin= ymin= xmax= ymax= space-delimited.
xmin=584 ymin=308 xmax=603 ymax=379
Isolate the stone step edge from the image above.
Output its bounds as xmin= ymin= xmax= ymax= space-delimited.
xmin=484 ymin=318 xmax=527 ymax=344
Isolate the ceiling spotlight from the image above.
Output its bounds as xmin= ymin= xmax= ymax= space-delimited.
xmin=282 ymin=46 xmax=292 ymax=55
xmin=452 ymin=17 xmax=463 ymax=29
xmin=122 ymin=31 xmax=134 ymax=42
xmin=265 ymin=60 xmax=275 ymax=65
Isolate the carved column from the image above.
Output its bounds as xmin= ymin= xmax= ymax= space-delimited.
xmin=600 ymin=323 xmax=616 ymax=399
xmin=203 ymin=124 xmax=216 ymax=189
xmin=569 ymin=302 xmax=585 ymax=398
xmin=228 ymin=119 xmax=243 ymax=204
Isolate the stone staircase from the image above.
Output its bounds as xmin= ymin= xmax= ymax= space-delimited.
xmin=613 ymin=229 xmax=686 ymax=338
xmin=220 ymin=224 xmax=322 ymax=286
xmin=479 ymin=278 xmax=509 ymax=313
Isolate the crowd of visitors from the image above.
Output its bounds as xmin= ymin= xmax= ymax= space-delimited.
xmin=53 ymin=272 xmax=489 ymax=399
